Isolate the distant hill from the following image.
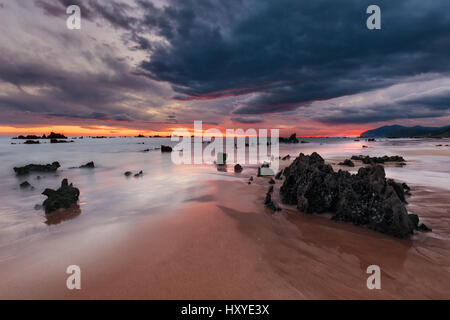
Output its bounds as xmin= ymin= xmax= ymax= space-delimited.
xmin=360 ymin=125 xmax=450 ymax=138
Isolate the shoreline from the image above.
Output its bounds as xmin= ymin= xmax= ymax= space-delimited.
xmin=0 ymin=174 xmax=448 ymax=299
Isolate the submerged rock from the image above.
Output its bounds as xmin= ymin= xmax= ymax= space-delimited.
xmin=134 ymin=171 xmax=144 ymax=177
xmin=50 ymin=139 xmax=73 ymax=144
xmin=79 ymin=161 xmax=95 ymax=169
xmin=14 ymin=162 xmax=61 ymax=176
xmin=42 ymin=179 xmax=80 ymax=214
xmin=24 ymin=140 xmax=40 ymax=145
xmin=351 ymin=155 xmax=405 ymax=164
xmin=280 ymin=152 xmax=420 ymax=238
xmin=20 ymin=181 xmax=32 ymax=189
xmin=339 ymin=159 xmax=355 ymax=167
xmin=161 ymin=145 xmax=173 ymax=152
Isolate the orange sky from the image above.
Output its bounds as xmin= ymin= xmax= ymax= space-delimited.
xmin=0 ymin=124 xmax=366 ymax=137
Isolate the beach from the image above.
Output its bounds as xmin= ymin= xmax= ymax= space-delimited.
xmin=0 ymin=137 xmax=449 ymax=299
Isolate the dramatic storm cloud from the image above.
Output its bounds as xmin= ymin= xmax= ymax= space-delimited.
xmin=0 ymin=0 xmax=449 ymax=134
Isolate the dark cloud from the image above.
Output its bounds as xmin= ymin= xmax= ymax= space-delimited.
xmin=134 ymin=0 xmax=450 ymax=120
xmin=2 ymin=0 xmax=450 ymax=128
xmin=231 ymin=116 xmax=264 ymax=124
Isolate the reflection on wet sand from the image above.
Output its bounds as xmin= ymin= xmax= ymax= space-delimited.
xmin=44 ymin=205 xmax=81 ymax=226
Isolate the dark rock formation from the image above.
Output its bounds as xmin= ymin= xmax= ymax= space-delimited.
xmin=234 ymin=164 xmax=243 ymax=173
xmin=269 ymin=178 xmax=276 ymax=185
xmin=134 ymin=171 xmax=144 ymax=177
xmin=265 ymin=186 xmax=281 ymax=211
xmin=24 ymin=140 xmax=40 ymax=145
xmin=14 ymin=162 xmax=61 ymax=176
xmin=124 ymin=171 xmax=133 ymax=177
xmin=161 ymin=145 xmax=173 ymax=152
xmin=42 ymin=179 xmax=80 ymax=214
xmin=280 ymin=152 xmax=421 ymax=238
xmin=275 ymin=170 xmax=284 ymax=180
xmin=351 ymin=155 xmax=406 ymax=165
xmin=15 ymin=135 xmax=41 ymax=140
xmin=47 ymin=132 xmax=67 ymax=139
xmin=281 ymin=155 xmax=291 ymax=161
xmin=50 ymin=139 xmax=73 ymax=144
xmin=418 ymin=223 xmax=432 ymax=232
xmin=279 ymin=133 xmax=299 ymax=144
xmin=79 ymin=161 xmax=95 ymax=169
xmin=339 ymin=159 xmax=355 ymax=167
xmin=20 ymin=181 xmax=32 ymax=189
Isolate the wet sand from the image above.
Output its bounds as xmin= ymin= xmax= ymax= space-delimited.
xmin=1 ymin=175 xmax=449 ymax=299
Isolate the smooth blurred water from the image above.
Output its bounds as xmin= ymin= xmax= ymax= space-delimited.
xmin=0 ymin=136 xmax=449 ymax=256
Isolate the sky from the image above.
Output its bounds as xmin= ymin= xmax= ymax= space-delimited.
xmin=0 ymin=0 xmax=449 ymax=136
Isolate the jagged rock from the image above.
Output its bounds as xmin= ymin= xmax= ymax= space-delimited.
xmin=234 ymin=164 xmax=243 ymax=173
xmin=339 ymin=159 xmax=355 ymax=167
xmin=47 ymin=132 xmax=67 ymax=139
xmin=134 ymin=171 xmax=144 ymax=177
xmin=42 ymin=179 xmax=80 ymax=214
xmin=14 ymin=162 xmax=61 ymax=176
xmin=79 ymin=161 xmax=95 ymax=169
xmin=280 ymin=152 xmax=420 ymax=238
xmin=275 ymin=170 xmax=284 ymax=180
xmin=418 ymin=223 xmax=432 ymax=232
xmin=351 ymin=155 xmax=406 ymax=164
xmin=265 ymin=186 xmax=281 ymax=211
xmin=279 ymin=133 xmax=299 ymax=144
xmin=161 ymin=145 xmax=173 ymax=152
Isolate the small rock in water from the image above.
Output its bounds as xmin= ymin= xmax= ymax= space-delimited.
xmin=20 ymin=181 xmax=32 ymax=189
xmin=24 ymin=140 xmax=40 ymax=145
xmin=338 ymin=159 xmax=355 ymax=167
xmin=79 ymin=161 xmax=95 ymax=169
xmin=281 ymin=155 xmax=291 ymax=161
xmin=161 ymin=145 xmax=173 ymax=152
xmin=42 ymin=179 xmax=80 ymax=214
xmin=418 ymin=223 xmax=432 ymax=232
xmin=14 ymin=162 xmax=61 ymax=176
xmin=134 ymin=171 xmax=144 ymax=177
xmin=124 ymin=171 xmax=133 ymax=177
xmin=234 ymin=164 xmax=243 ymax=173
xmin=351 ymin=155 xmax=405 ymax=165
